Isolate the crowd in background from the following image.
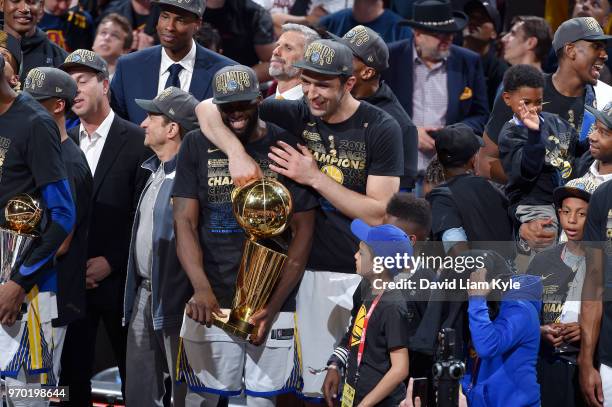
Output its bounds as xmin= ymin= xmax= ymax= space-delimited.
xmin=1 ymin=0 xmax=612 ymax=407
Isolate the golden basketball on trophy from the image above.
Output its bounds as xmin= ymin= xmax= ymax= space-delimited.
xmin=0 ymin=194 xmax=41 ymax=284
xmin=213 ymin=178 xmax=293 ymax=339
xmin=5 ymin=194 xmax=43 ymax=233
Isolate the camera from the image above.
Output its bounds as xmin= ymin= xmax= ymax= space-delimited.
xmin=432 ymin=328 xmax=466 ymax=407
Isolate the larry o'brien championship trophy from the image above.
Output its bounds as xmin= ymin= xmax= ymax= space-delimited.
xmin=0 ymin=194 xmax=42 ymax=285
xmin=213 ymin=178 xmax=293 ymax=339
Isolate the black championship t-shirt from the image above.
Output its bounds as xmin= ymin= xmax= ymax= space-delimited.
xmin=54 ymin=138 xmax=92 ymax=327
xmin=0 ymin=93 xmax=66 ymax=218
xmin=172 ymin=123 xmax=318 ymax=310
xmin=486 ymin=74 xmax=585 ymax=144
xmin=260 ymin=98 xmax=404 ymax=273
xmin=202 ymin=0 xmax=274 ymax=67
xmin=583 ymin=180 xmax=612 ymax=366
xmin=345 ymin=289 xmax=411 ymax=406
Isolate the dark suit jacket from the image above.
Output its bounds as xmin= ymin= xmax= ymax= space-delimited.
xmin=110 ymin=43 xmax=236 ymax=125
xmin=69 ymin=114 xmax=150 ymax=310
xmin=383 ymin=39 xmax=490 ymax=134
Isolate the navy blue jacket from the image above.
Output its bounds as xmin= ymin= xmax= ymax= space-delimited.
xmin=382 ymin=39 xmax=489 ymax=134
xmin=110 ymin=44 xmax=236 ymax=124
xmin=123 ymin=155 xmax=192 ymax=330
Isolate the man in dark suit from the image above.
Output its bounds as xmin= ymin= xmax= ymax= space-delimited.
xmin=382 ymin=0 xmax=488 ymax=189
xmin=57 ymin=49 xmax=150 ymax=406
xmin=110 ymin=0 xmax=236 ymax=125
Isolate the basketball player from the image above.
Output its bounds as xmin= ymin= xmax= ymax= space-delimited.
xmin=173 ymin=65 xmax=317 ymax=406
xmin=0 ymin=53 xmax=75 ymax=406
xmin=195 ymin=39 xmax=404 ymax=400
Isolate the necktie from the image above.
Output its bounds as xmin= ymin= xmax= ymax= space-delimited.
xmin=276 ymin=94 xmax=284 ymax=100
xmin=165 ymin=63 xmax=183 ymax=89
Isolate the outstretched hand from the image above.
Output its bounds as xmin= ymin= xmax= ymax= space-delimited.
xmin=517 ymin=100 xmax=540 ymax=131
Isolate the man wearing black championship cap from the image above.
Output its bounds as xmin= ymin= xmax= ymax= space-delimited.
xmin=123 ymin=87 xmax=199 ymax=407
xmin=194 ymin=39 xmax=404 ymax=400
xmin=332 ymin=24 xmax=418 ymax=190
xmin=382 ymin=0 xmax=489 ymax=196
xmin=0 ymin=30 xmax=23 ymax=91
xmin=21 ymin=66 xmax=93 ymax=404
xmin=0 ymin=54 xmax=76 ymax=406
xmin=173 ymin=65 xmax=317 ymax=406
xmin=110 ymin=0 xmax=236 ymax=125
xmin=58 ymin=49 xmax=149 ymax=404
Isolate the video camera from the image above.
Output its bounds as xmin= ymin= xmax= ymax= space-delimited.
xmin=432 ymin=328 xmax=465 ymax=407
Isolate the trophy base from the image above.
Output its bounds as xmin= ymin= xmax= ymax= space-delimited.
xmin=212 ymin=315 xmax=255 ymax=340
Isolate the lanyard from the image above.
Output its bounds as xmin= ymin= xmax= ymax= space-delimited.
xmin=356 ymin=292 xmax=383 ymax=368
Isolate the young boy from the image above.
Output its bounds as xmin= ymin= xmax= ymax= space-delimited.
xmin=324 ymin=219 xmax=413 ymax=407
xmin=498 ymin=64 xmax=581 ymax=251
xmin=527 ymin=176 xmax=598 ymax=407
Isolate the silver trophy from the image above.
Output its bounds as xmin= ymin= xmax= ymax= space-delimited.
xmin=0 ymin=194 xmax=41 ymax=284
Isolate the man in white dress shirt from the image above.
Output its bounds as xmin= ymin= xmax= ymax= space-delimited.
xmin=270 ymin=23 xmax=319 ymax=100
xmin=58 ymin=49 xmax=150 ymax=405
xmin=110 ymin=0 xmax=235 ymax=124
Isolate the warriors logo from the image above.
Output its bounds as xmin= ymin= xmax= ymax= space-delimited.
xmin=25 ymin=69 xmax=46 ymax=89
xmin=304 ymin=43 xmax=335 ymax=67
xmin=65 ymin=49 xmax=97 ymax=64
xmin=321 ymin=165 xmax=344 ymax=184
xmin=345 ymin=26 xmax=370 ymax=47
xmin=158 ymin=87 xmax=174 ymax=101
xmin=215 ymin=70 xmax=252 ymax=95
xmin=350 ymin=304 xmax=366 ymax=347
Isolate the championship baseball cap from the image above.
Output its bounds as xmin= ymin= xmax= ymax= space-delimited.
xmin=351 ymin=219 xmax=413 ymax=275
xmin=330 ymin=25 xmax=389 ymax=73
xmin=135 ymin=87 xmax=199 ymax=131
xmin=552 ymin=16 xmax=612 ymax=52
xmin=154 ymin=0 xmax=205 ymax=18
xmin=59 ymin=49 xmax=109 ymax=78
xmin=212 ymin=65 xmax=261 ymax=105
xmin=433 ymin=123 xmax=484 ymax=168
xmin=293 ymin=39 xmax=353 ymax=76
xmin=23 ymin=67 xmax=77 ymax=103
xmin=586 ymin=101 xmax=612 ymax=129
xmin=0 ymin=30 xmax=22 ymax=70
xmin=553 ymin=176 xmax=599 ymax=207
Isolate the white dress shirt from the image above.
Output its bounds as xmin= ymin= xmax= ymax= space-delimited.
xmin=275 ymin=84 xmax=303 ymax=100
xmin=79 ymin=110 xmax=115 ymax=176
xmin=158 ymin=40 xmax=197 ymax=95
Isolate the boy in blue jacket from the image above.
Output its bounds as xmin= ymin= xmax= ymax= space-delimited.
xmin=462 ymin=268 xmax=543 ymax=406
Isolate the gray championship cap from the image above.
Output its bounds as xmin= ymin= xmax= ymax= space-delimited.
xmin=212 ymin=65 xmax=261 ymax=104
xmin=586 ymin=101 xmax=612 ymax=129
xmin=23 ymin=67 xmax=77 ymax=102
xmin=135 ymin=87 xmax=199 ymax=131
xmin=293 ymin=39 xmax=353 ymax=76
xmin=553 ymin=176 xmax=599 ymax=207
xmin=59 ymin=49 xmax=109 ymax=78
xmin=553 ymin=17 xmax=612 ymax=52
xmin=330 ymin=25 xmax=389 ymax=73
xmin=154 ymin=0 xmax=205 ymax=18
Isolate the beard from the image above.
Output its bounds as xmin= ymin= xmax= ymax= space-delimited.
xmin=221 ymin=107 xmax=260 ymax=143
xmin=269 ymin=61 xmax=300 ymax=81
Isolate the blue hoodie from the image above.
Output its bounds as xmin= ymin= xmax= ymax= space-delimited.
xmin=462 ymin=274 xmax=543 ymax=407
